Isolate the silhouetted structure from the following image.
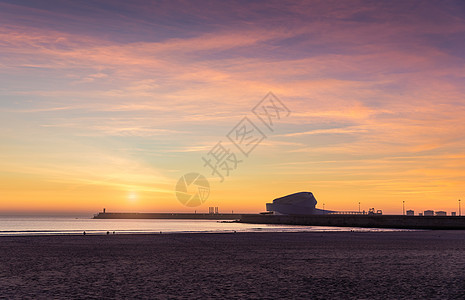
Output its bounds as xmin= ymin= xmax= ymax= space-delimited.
xmin=266 ymin=192 xmax=333 ymax=215
xmin=208 ymin=207 xmax=219 ymax=214
xmin=424 ymin=210 xmax=434 ymax=216
xmin=406 ymin=210 xmax=414 ymax=216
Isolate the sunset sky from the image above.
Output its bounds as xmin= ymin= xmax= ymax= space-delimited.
xmin=1 ymin=0 xmax=465 ymax=214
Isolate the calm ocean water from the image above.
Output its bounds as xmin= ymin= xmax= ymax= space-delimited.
xmin=0 ymin=216 xmax=410 ymax=236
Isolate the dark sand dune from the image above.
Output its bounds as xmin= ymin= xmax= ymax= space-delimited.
xmin=1 ymin=231 xmax=464 ymax=299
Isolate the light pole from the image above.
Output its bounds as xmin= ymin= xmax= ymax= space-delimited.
xmin=358 ymin=202 xmax=361 ymax=213
xmin=403 ymin=201 xmax=405 ymax=215
xmin=459 ymin=199 xmax=461 ymax=216
xmin=323 ymin=203 xmax=325 ymax=211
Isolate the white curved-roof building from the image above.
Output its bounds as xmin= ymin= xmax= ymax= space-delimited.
xmin=266 ymin=192 xmax=332 ymax=215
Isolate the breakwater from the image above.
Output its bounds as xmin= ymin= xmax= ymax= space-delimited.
xmin=93 ymin=212 xmax=248 ymax=220
xmin=239 ymin=214 xmax=465 ymax=230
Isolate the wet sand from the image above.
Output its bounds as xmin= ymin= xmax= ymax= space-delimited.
xmin=0 ymin=231 xmax=464 ymax=299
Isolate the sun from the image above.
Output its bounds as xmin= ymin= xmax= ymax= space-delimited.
xmin=127 ymin=192 xmax=138 ymax=203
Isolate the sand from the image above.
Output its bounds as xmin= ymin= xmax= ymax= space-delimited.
xmin=0 ymin=231 xmax=464 ymax=299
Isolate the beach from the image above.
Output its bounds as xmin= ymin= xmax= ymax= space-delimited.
xmin=0 ymin=231 xmax=464 ymax=299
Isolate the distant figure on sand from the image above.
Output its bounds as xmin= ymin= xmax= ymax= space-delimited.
xmin=83 ymin=231 xmax=86 ymax=236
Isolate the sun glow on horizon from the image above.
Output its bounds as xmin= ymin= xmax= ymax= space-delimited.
xmin=127 ymin=192 xmax=138 ymax=203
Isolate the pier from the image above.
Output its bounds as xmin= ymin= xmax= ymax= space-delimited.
xmin=239 ymin=214 xmax=465 ymax=230
xmin=93 ymin=212 xmax=248 ymax=220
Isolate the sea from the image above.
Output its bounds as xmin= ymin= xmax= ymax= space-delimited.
xmin=0 ymin=215 xmax=410 ymax=236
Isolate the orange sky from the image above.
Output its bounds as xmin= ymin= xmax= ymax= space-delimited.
xmin=1 ymin=1 xmax=465 ymax=215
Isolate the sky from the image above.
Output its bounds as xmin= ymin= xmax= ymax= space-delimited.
xmin=1 ymin=0 xmax=465 ymax=214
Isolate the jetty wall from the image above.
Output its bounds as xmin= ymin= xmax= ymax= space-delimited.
xmin=240 ymin=214 xmax=465 ymax=230
xmin=93 ymin=212 xmax=247 ymax=220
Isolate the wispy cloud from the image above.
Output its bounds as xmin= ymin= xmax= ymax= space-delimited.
xmin=1 ymin=0 xmax=464 ymax=212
